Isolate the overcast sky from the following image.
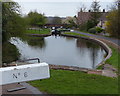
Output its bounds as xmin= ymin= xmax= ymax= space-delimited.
xmin=13 ymin=0 xmax=114 ymax=17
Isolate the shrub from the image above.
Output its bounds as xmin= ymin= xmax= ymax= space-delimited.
xmin=96 ymin=27 xmax=104 ymax=33
xmin=88 ymin=28 xmax=96 ymax=34
xmin=86 ymin=20 xmax=96 ymax=30
xmin=2 ymin=42 xmax=20 ymax=63
xmin=78 ymin=23 xmax=87 ymax=31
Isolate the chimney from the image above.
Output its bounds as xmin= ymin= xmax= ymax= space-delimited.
xmin=103 ymin=9 xmax=105 ymax=12
xmin=88 ymin=10 xmax=91 ymax=12
xmin=80 ymin=8 xmax=83 ymax=12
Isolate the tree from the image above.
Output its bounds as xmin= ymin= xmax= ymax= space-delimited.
xmin=51 ymin=16 xmax=62 ymax=24
xmin=2 ymin=2 xmax=26 ymax=42
xmin=86 ymin=20 xmax=95 ymax=30
xmin=62 ymin=16 xmax=77 ymax=28
xmin=26 ymin=11 xmax=46 ymax=27
xmin=78 ymin=4 xmax=87 ymax=12
xmin=2 ymin=1 xmax=26 ymax=63
xmin=90 ymin=0 xmax=101 ymax=27
xmin=0 ymin=1 xmax=2 ymax=41
xmin=105 ymin=0 xmax=119 ymax=38
xmin=77 ymin=0 xmax=102 ymax=30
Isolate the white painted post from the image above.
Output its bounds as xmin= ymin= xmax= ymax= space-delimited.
xmin=0 ymin=62 xmax=50 ymax=85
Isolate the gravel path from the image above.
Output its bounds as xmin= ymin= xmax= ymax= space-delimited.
xmin=73 ymin=30 xmax=120 ymax=46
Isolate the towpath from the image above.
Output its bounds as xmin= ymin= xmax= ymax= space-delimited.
xmin=73 ymin=30 xmax=120 ymax=46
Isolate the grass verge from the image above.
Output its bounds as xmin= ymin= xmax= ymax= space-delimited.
xmin=97 ymin=46 xmax=119 ymax=70
xmin=25 ymin=29 xmax=50 ymax=35
xmin=63 ymin=32 xmax=90 ymax=37
xmin=28 ymin=69 xmax=118 ymax=94
xmin=105 ymin=46 xmax=120 ymax=69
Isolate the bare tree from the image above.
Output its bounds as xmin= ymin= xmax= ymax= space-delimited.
xmin=90 ymin=0 xmax=101 ymax=26
xmin=77 ymin=3 xmax=87 ymax=12
xmin=51 ymin=16 xmax=62 ymax=24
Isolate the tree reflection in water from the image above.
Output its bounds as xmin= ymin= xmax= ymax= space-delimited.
xmin=19 ymin=36 xmax=46 ymax=48
xmin=76 ymin=38 xmax=105 ymax=69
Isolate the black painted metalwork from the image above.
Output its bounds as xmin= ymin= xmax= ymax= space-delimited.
xmin=18 ymin=58 xmax=40 ymax=63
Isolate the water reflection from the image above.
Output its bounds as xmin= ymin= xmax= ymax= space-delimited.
xmin=76 ymin=39 xmax=105 ymax=68
xmin=10 ymin=36 xmax=106 ymax=69
xmin=19 ymin=36 xmax=46 ymax=48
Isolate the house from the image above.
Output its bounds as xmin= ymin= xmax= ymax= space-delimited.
xmin=77 ymin=9 xmax=108 ymax=28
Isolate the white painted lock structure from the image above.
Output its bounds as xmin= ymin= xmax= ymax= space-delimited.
xmin=0 ymin=62 xmax=50 ymax=85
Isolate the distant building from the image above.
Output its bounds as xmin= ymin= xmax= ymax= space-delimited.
xmin=77 ymin=9 xmax=108 ymax=28
xmin=44 ymin=23 xmax=69 ymax=28
xmin=46 ymin=16 xmax=66 ymax=24
xmin=45 ymin=17 xmax=68 ymax=28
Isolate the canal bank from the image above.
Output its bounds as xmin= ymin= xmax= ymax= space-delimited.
xmin=10 ymin=35 xmax=106 ymax=69
xmin=27 ymin=33 xmax=118 ymax=94
xmin=1 ymin=31 xmax=116 ymax=94
xmin=61 ymin=32 xmax=119 ymax=77
xmin=61 ymin=34 xmax=112 ymax=67
xmin=8 ymin=32 xmax=118 ymax=77
xmin=7 ymin=32 xmax=118 ymax=78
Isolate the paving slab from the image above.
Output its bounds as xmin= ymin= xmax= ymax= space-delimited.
xmin=1 ymin=83 xmax=33 ymax=95
xmin=0 ymin=82 xmax=43 ymax=95
xmin=102 ymin=70 xmax=117 ymax=77
xmin=20 ymin=82 xmax=43 ymax=94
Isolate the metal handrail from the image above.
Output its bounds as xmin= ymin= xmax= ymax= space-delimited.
xmin=18 ymin=58 xmax=40 ymax=63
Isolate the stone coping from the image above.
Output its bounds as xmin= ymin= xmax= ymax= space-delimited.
xmin=26 ymin=34 xmax=51 ymax=37
xmin=6 ymin=34 xmax=113 ymax=75
xmin=98 ymin=38 xmax=120 ymax=52
xmin=25 ymin=33 xmax=112 ymax=69
xmin=49 ymin=64 xmax=99 ymax=72
xmin=14 ymin=33 xmax=112 ymax=69
xmin=49 ymin=64 xmax=117 ymax=78
xmin=61 ymin=34 xmax=112 ymax=69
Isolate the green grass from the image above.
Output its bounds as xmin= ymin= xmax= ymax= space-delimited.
xmin=25 ymin=29 xmax=50 ymax=35
xmin=28 ymin=69 xmax=118 ymax=94
xmin=80 ymin=30 xmax=90 ymax=33
xmin=105 ymin=46 xmax=120 ymax=69
xmin=97 ymin=46 xmax=119 ymax=70
xmin=63 ymin=32 xmax=90 ymax=37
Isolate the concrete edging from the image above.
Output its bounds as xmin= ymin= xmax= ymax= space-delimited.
xmin=98 ymin=38 xmax=120 ymax=52
xmin=61 ymin=34 xmax=112 ymax=68
xmin=26 ymin=34 xmax=51 ymax=37
xmin=25 ymin=33 xmax=113 ymax=74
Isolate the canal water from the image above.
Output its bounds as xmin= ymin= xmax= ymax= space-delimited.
xmin=10 ymin=36 xmax=106 ymax=69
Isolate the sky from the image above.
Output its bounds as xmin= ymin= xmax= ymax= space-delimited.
xmin=13 ymin=0 xmax=115 ymax=17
